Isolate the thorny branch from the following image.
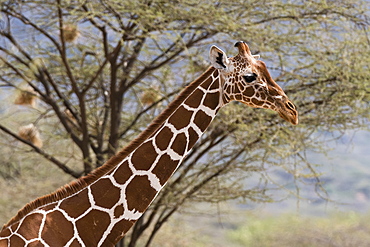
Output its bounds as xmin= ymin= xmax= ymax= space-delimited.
xmin=0 ymin=124 xmax=82 ymax=178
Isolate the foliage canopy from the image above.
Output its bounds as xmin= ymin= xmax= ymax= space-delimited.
xmin=0 ymin=0 xmax=369 ymax=245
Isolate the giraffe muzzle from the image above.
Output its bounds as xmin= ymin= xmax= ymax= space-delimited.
xmin=278 ymin=101 xmax=299 ymax=125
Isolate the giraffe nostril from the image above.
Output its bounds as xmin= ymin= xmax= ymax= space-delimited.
xmin=286 ymin=101 xmax=296 ymax=111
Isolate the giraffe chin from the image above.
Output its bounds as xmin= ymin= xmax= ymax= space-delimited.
xmin=278 ymin=111 xmax=299 ymax=125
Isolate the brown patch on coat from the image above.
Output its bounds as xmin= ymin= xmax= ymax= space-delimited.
xmin=75 ymin=210 xmax=110 ymax=246
xmin=170 ymin=133 xmax=187 ymax=156
xmin=152 ymin=154 xmax=179 ymax=185
xmin=90 ymin=178 xmax=121 ymax=209
xmin=17 ymin=213 xmax=43 ymax=240
xmin=187 ymin=127 xmax=199 ymax=151
xmin=9 ymin=235 xmax=25 ymax=246
xmin=193 ymin=110 xmax=212 ymax=132
xmin=131 ymin=141 xmax=158 ymax=170
xmin=42 ymin=211 xmax=74 ymax=247
xmin=112 ymin=160 xmax=133 ymax=185
xmin=59 ymin=189 xmax=91 ymax=218
xmin=125 ymin=176 xmax=157 ymax=212
xmin=168 ymin=105 xmax=193 ymax=130
xmin=203 ymin=91 xmax=220 ymax=110
xmin=102 ymin=219 xmax=135 ymax=246
xmin=155 ymin=126 xmax=173 ymax=151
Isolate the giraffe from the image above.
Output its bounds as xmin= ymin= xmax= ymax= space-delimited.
xmin=0 ymin=41 xmax=298 ymax=247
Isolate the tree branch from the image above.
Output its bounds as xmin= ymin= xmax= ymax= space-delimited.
xmin=1 ymin=7 xmax=62 ymax=54
xmin=119 ymin=90 xmax=179 ymax=139
xmin=0 ymin=124 xmax=82 ymax=178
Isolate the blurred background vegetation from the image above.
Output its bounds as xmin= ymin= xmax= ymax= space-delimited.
xmin=0 ymin=0 xmax=369 ymax=246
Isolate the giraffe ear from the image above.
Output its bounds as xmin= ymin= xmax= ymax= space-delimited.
xmin=209 ymin=45 xmax=230 ymax=70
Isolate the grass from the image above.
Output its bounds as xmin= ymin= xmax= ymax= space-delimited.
xmin=227 ymin=211 xmax=370 ymax=247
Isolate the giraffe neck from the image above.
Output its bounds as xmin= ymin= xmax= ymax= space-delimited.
xmin=0 ymin=68 xmax=225 ymax=247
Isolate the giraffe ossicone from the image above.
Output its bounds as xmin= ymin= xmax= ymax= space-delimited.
xmin=0 ymin=41 xmax=298 ymax=247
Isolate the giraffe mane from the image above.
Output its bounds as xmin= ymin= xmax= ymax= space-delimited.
xmin=2 ymin=66 xmax=217 ymax=230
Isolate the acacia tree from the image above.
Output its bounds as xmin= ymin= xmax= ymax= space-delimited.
xmin=0 ymin=0 xmax=369 ymax=246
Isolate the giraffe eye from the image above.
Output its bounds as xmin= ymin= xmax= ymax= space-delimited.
xmin=242 ymin=73 xmax=257 ymax=83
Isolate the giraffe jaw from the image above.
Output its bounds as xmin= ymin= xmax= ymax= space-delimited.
xmin=278 ymin=110 xmax=299 ymax=125
xmin=273 ymin=96 xmax=299 ymax=125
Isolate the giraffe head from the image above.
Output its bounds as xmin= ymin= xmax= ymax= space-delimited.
xmin=210 ymin=41 xmax=298 ymax=125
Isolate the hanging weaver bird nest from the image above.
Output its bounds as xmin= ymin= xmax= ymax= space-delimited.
xmin=140 ymin=88 xmax=160 ymax=106
xmin=14 ymin=87 xmax=37 ymax=108
xmin=62 ymin=25 xmax=80 ymax=42
xmin=18 ymin=124 xmax=43 ymax=148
